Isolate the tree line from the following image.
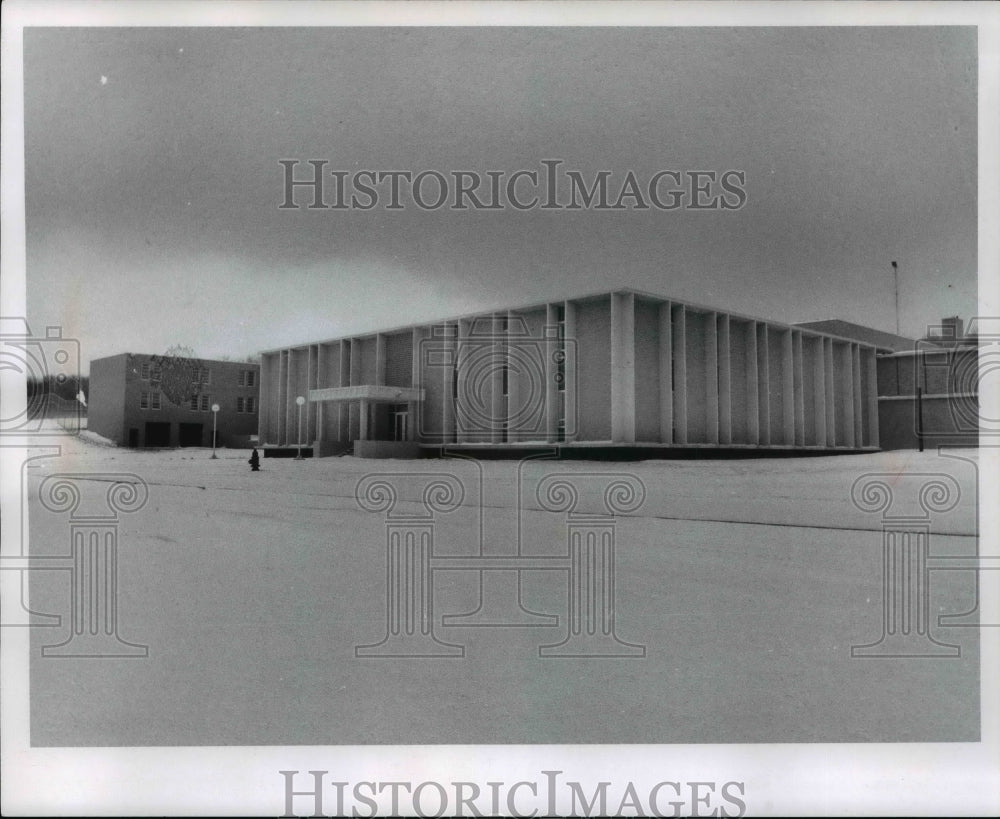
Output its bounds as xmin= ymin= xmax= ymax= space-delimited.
xmin=26 ymin=375 xmax=89 ymax=403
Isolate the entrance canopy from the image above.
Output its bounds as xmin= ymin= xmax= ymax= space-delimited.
xmin=308 ymin=385 xmax=424 ymax=403
xmin=308 ymin=384 xmax=425 ymax=443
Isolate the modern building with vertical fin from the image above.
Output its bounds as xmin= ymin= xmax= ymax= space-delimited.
xmin=257 ymin=288 xmax=880 ymax=457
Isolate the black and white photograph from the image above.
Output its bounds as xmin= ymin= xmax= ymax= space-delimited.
xmin=2 ymin=1 xmax=998 ymax=815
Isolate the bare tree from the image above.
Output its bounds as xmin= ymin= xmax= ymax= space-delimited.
xmin=149 ymin=345 xmax=206 ymax=406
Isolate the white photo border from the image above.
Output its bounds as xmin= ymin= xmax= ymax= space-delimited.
xmin=2 ymin=1 xmax=998 ymax=816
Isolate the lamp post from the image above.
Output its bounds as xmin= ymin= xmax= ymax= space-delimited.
xmin=295 ymin=396 xmax=305 ymax=460
xmin=210 ymin=403 xmax=220 ymax=459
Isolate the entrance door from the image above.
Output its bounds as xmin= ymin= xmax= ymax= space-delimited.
xmin=144 ymin=421 xmax=171 ymax=447
xmin=178 ymin=422 xmax=203 ymax=447
xmin=128 ymin=428 xmax=139 ymax=447
xmin=392 ymin=410 xmax=408 ymax=442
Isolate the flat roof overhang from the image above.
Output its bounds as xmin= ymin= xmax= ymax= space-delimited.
xmin=308 ymin=385 xmax=425 ymax=403
xmin=259 ymin=286 xmax=882 ymax=355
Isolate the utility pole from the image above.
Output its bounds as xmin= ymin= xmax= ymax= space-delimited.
xmin=891 ymin=260 xmax=900 ymax=336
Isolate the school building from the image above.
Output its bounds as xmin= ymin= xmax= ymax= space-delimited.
xmin=257 ymin=288 xmax=881 ymax=457
xmin=88 ymin=353 xmax=260 ymax=448
xmin=875 ymin=316 xmax=983 ymax=450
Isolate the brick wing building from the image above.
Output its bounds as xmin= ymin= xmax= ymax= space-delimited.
xmin=88 ymin=353 xmax=260 ymax=448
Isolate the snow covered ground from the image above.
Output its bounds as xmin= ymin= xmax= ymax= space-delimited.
xmin=22 ymin=429 xmax=981 ymax=745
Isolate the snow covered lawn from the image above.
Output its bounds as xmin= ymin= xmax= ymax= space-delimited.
xmin=25 ymin=433 xmax=980 ymax=745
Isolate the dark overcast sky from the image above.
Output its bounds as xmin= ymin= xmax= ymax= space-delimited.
xmin=23 ymin=26 xmax=976 ymax=370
